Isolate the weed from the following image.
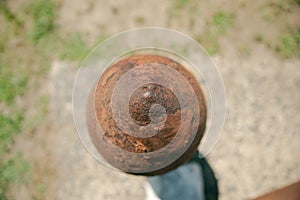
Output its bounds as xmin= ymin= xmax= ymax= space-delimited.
xmin=196 ymin=11 xmax=234 ymax=55
xmin=134 ymin=16 xmax=145 ymax=25
xmin=275 ymin=1 xmax=291 ymax=12
xmin=86 ymin=1 xmax=95 ymax=13
xmin=276 ymin=30 xmax=300 ymax=58
xmin=59 ymin=33 xmax=90 ymax=61
xmin=29 ymin=0 xmax=56 ymax=42
xmin=260 ymin=1 xmax=296 ymax=23
xmin=254 ymin=34 xmax=264 ymax=42
xmin=0 ymin=1 xmax=53 ymax=198
xmin=167 ymin=0 xmax=199 ymax=28
xmin=0 ymin=154 xmax=30 ymax=184
xmin=0 ymin=113 xmax=23 ymax=153
xmin=174 ymin=0 xmax=191 ymax=9
xmin=111 ymin=6 xmax=119 ymax=15
xmin=0 ymin=111 xmax=28 ymax=199
xmin=0 ymin=0 xmax=23 ymax=27
xmin=0 ymin=66 xmax=27 ymax=106
xmin=239 ymin=0 xmax=247 ymax=8
xmin=0 ymin=154 xmax=30 ymax=199
xmin=213 ymin=11 xmax=234 ymax=31
xmin=196 ymin=34 xmax=220 ymax=55
xmin=239 ymin=45 xmax=251 ymax=56
xmin=36 ymin=183 xmax=47 ymax=198
xmin=259 ymin=4 xmax=276 ymax=22
xmin=262 ymin=12 xmax=276 ymax=22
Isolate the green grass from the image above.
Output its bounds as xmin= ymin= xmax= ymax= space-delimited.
xmin=276 ymin=30 xmax=300 ymax=58
xmin=174 ymin=0 xmax=192 ymax=9
xmin=0 ymin=154 xmax=30 ymax=199
xmin=260 ymin=1 xmax=297 ymax=22
xmin=0 ymin=112 xmax=27 ymax=199
xmin=273 ymin=1 xmax=292 ymax=12
xmin=0 ymin=0 xmax=58 ymax=198
xmin=29 ymin=0 xmax=56 ymax=42
xmin=0 ymin=2 xmax=107 ymax=197
xmin=59 ymin=33 xmax=90 ymax=61
xmin=35 ymin=183 xmax=47 ymax=198
xmin=25 ymin=0 xmax=90 ymax=63
xmin=0 ymin=0 xmax=91 ymax=197
xmin=196 ymin=11 xmax=235 ymax=55
xmin=196 ymin=33 xmax=220 ymax=55
xmin=0 ymin=113 xmax=23 ymax=153
xmin=0 ymin=154 xmax=30 ymax=185
xmin=167 ymin=0 xmax=198 ymax=26
xmin=254 ymin=33 xmax=264 ymax=42
xmin=213 ymin=11 xmax=234 ymax=31
xmin=262 ymin=11 xmax=276 ymax=22
xmin=0 ymin=0 xmax=23 ymax=27
xmin=0 ymin=6 xmax=29 ymax=198
xmin=0 ymin=66 xmax=27 ymax=106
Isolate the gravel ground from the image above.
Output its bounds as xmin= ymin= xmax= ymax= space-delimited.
xmin=48 ymin=44 xmax=299 ymax=200
xmin=210 ymin=45 xmax=300 ymax=199
xmin=44 ymin=0 xmax=300 ymax=199
xmin=49 ymin=62 xmax=146 ymax=200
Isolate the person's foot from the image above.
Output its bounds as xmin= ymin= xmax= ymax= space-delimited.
xmin=145 ymin=151 xmax=218 ymax=200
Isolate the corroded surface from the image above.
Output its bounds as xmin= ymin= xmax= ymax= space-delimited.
xmin=87 ymin=54 xmax=207 ymax=175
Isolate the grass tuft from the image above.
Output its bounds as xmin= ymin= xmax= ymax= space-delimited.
xmin=276 ymin=30 xmax=300 ymax=58
xmin=213 ymin=11 xmax=234 ymax=31
xmin=0 ymin=112 xmax=28 ymax=199
xmin=29 ymin=0 xmax=56 ymax=42
xmin=196 ymin=11 xmax=234 ymax=55
xmin=254 ymin=33 xmax=264 ymax=42
xmin=0 ymin=66 xmax=27 ymax=106
xmin=59 ymin=33 xmax=90 ymax=61
xmin=134 ymin=16 xmax=145 ymax=25
xmin=0 ymin=113 xmax=23 ymax=153
xmin=0 ymin=154 xmax=30 ymax=199
xmin=174 ymin=0 xmax=191 ymax=9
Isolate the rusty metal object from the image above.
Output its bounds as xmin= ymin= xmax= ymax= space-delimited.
xmin=87 ymin=54 xmax=207 ymax=175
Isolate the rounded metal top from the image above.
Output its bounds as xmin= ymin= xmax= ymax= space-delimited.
xmin=87 ymin=54 xmax=206 ymax=175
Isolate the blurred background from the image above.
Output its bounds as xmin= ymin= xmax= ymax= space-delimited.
xmin=0 ymin=0 xmax=299 ymax=199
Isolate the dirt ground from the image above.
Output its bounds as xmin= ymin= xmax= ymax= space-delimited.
xmin=7 ymin=0 xmax=300 ymax=199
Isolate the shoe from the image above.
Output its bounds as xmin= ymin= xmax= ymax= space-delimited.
xmin=145 ymin=151 xmax=218 ymax=200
